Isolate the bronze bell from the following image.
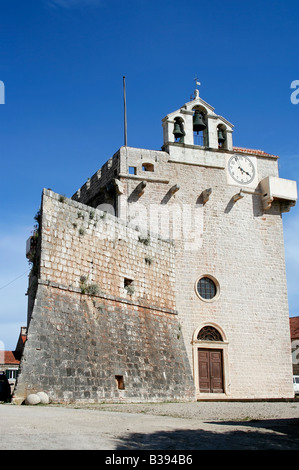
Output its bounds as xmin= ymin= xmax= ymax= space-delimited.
xmin=193 ymin=111 xmax=206 ymax=132
xmin=218 ymin=129 xmax=226 ymax=144
xmin=173 ymin=122 xmax=184 ymax=139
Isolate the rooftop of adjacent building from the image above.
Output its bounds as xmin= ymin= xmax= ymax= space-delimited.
xmin=0 ymin=327 xmax=27 ymax=367
xmin=290 ymin=316 xmax=299 ymax=340
xmin=2 ymin=350 xmax=22 ymax=365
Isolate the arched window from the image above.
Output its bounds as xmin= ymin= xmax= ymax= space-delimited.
xmin=197 ymin=326 xmax=223 ymax=342
xmin=142 ymin=163 xmax=154 ymax=172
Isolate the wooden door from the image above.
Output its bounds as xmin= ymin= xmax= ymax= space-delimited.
xmin=198 ymin=349 xmax=223 ymax=393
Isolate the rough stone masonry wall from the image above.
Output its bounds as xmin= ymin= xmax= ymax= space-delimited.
xmin=119 ymin=147 xmax=294 ymax=399
xmin=14 ymin=190 xmax=195 ymax=403
xmin=39 ymin=189 xmax=176 ymax=310
xmin=172 ymin=163 xmax=294 ymax=399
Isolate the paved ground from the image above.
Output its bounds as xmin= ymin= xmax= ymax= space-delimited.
xmin=1 ymin=401 xmax=299 ymax=450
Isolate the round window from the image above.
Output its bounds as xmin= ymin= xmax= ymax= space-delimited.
xmin=196 ymin=276 xmax=219 ymax=301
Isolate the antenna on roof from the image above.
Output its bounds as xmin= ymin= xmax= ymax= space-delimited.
xmin=123 ymin=76 xmax=127 ymax=147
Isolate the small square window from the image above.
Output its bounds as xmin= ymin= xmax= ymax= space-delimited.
xmin=124 ymin=278 xmax=133 ymax=288
xmin=124 ymin=278 xmax=134 ymax=295
xmin=129 ymin=166 xmax=136 ymax=175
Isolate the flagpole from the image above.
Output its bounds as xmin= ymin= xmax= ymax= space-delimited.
xmin=123 ymin=76 xmax=127 ymax=147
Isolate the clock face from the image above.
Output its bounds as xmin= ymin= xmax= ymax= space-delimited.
xmin=228 ymin=155 xmax=255 ymax=185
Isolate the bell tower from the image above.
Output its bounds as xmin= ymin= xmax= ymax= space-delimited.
xmin=15 ymin=80 xmax=299 ymax=405
xmin=162 ymin=85 xmax=234 ymax=152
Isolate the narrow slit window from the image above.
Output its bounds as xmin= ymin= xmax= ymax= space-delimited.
xmin=115 ymin=375 xmax=125 ymax=390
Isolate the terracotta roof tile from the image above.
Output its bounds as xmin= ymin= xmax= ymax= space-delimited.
xmin=233 ymin=147 xmax=278 ymax=158
xmin=20 ymin=335 xmax=26 ymax=345
xmin=290 ymin=317 xmax=299 ymax=339
xmin=3 ymin=351 xmax=21 ymax=365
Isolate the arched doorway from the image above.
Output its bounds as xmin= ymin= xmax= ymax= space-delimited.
xmin=192 ymin=324 xmax=229 ymax=397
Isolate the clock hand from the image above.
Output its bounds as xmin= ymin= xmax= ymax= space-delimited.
xmin=236 ymin=157 xmax=245 ymax=173
xmin=238 ymin=165 xmax=250 ymax=177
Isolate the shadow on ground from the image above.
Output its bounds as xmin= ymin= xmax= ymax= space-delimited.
xmin=115 ymin=418 xmax=299 ymax=450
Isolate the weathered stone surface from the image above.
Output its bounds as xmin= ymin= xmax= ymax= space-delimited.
xmin=16 ymin=283 xmax=195 ymax=403
xmin=15 ymin=191 xmax=195 ymax=403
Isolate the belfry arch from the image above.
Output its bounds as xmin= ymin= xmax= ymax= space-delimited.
xmin=192 ymin=104 xmax=208 ymax=147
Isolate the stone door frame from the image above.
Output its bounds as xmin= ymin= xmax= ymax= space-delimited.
xmin=192 ymin=322 xmax=230 ymax=399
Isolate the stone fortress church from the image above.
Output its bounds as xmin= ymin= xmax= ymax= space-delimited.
xmin=14 ymin=85 xmax=297 ymax=403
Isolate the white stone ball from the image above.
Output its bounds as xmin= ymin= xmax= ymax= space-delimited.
xmin=36 ymin=392 xmax=50 ymax=404
xmin=25 ymin=394 xmax=41 ymax=405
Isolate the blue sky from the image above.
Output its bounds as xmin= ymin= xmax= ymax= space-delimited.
xmin=0 ymin=0 xmax=298 ymax=349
